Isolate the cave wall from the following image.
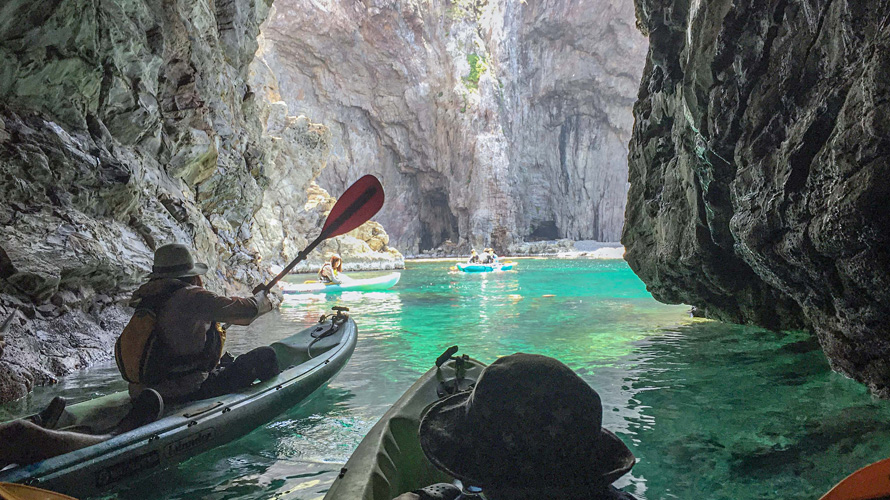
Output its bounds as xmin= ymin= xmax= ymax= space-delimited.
xmin=0 ymin=0 xmax=399 ymax=402
xmin=624 ymin=0 xmax=890 ymax=395
xmin=260 ymin=0 xmax=647 ymax=253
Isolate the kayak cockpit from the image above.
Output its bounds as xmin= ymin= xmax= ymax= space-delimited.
xmin=325 ymin=347 xmax=486 ymax=500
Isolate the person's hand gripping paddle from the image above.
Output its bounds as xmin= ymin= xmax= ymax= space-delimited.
xmin=224 ymin=175 xmax=384 ymax=328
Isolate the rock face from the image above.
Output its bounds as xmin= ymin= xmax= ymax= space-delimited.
xmin=260 ymin=0 xmax=647 ymax=254
xmin=0 ymin=0 xmax=400 ymax=402
xmin=624 ymin=0 xmax=890 ymax=395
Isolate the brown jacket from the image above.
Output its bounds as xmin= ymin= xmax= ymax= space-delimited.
xmin=127 ymin=279 xmax=260 ymax=399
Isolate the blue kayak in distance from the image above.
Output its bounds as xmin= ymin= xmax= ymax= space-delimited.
xmin=455 ymin=262 xmax=515 ymax=273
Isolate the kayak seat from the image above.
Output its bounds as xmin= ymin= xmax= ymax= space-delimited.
xmin=52 ymin=392 xmax=133 ymax=434
xmin=271 ymin=321 xmax=343 ymax=368
xmin=368 ymin=415 xmax=450 ymax=499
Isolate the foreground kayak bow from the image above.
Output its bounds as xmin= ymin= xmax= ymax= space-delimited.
xmin=325 ymin=346 xmax=485 ymax=500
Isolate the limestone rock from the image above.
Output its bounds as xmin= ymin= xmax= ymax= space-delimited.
xmin=624 ymin=0 xmax=890 ymax=395
xmin=0 ymin=0 xmax=400 ymax=402
xmin=260 ymin=0 xmax=647 ymax=254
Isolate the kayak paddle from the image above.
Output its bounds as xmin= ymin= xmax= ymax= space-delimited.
xmin=254 ymin=174 xmax=385 ymax=294
xmin=820 ymin=457 xmax=890 ymax=500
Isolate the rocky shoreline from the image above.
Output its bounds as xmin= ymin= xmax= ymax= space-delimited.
xmin=405 ymin=240 xmax=625 ymax=260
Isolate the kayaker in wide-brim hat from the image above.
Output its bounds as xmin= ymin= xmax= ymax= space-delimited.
xmin=119 ymin=243 xmax=277 ymax=403
xmin=417 ymin=353 xmax=637 ymax=499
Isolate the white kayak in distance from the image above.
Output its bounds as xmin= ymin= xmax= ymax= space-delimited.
xmin=280 ymin=272 xmax=401 ymax=294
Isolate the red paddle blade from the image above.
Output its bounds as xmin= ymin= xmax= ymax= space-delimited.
xmin=321 ymin=175 xmax=385 ymax=238
xmin=821 ymin=457 xmax=890 ymax=500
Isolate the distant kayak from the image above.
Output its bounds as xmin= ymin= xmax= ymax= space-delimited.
xmin=0 ymin=313 xmax=357 ymax=498
xmin=280 ymin=272 xmax=401 ymax=294
xmin=455 ymin=262 xmax=515 ymax=273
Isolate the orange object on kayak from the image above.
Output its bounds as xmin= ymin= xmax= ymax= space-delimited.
xmin=0 ymin=483 xmax=78 ymax=500
xmin=820 ymin=457 xmax=890 ymax=500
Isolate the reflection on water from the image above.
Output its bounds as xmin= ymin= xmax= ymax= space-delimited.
xmin=4 ymin=260 xmax=890 ymax=500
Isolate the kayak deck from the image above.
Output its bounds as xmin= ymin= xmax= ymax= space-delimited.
xmin=281 ymin=272 xmax=401 ymax=294
xmin=0 ymin=316 xmax=358 ymax=498
xmin=324 ymin=354 xmax=486 ymax=500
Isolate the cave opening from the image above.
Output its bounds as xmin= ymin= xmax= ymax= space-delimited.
xmin=419 ymin=189 xmax=459 ymax=251
xmin=528 ymin=220 xmax=560 ymax=241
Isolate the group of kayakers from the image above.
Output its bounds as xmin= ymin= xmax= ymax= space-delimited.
xmin=0 ymin=243 xmax=637 ymax=500
xmin=466 ymin=248 xmax=499 ymax=264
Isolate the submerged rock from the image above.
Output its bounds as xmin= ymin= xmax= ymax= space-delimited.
xmin=624 ymin=0 xmax=890 ymax=394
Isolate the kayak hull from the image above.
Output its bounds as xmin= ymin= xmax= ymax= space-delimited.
xmin=0 ymin=317 xmax=357 ymax=498
xmin=281 ymin=272 xmax=401 ymax=294
xmin=324 ymin=356 xmax=487 ymax=500
xmin=455 ymin=263 xmax=513 ymax=273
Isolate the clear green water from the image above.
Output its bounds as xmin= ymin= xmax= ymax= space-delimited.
xmin=5 ymin=259 xmax=890 ymax=499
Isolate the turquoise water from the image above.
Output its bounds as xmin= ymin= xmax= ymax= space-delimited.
xmin=5 ymin=259 xmax=890 ymax=499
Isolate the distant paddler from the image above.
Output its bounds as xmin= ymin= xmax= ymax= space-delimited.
xmin=467 ymin=249 xmax=480 ymax=264
xmin=318 ymin=254 xmax=343 ymax=284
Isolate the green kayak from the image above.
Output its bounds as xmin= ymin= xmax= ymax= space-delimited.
xmin=324 ymin=347 xmax=485 ymax=500
xmin=0 ymin=310 xmax=357 ymax=498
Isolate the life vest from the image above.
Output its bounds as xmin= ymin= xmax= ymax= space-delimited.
xmin=115 ymin=280 xmax=226 ymax=385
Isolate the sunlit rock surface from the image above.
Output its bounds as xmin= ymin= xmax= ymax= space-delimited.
xmin=260 ymin=0 xmax=647 ymax=253
xmin=623 ymin=0 xmax=890 ymax=395
xmin=0 ymin=0 xmax=399 ymax=402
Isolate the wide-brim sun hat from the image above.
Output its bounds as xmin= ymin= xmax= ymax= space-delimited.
xmin=148 ymin=243 xmax=208 ymax=278
xmin=419 ymin=353 xmax=635 ymax=493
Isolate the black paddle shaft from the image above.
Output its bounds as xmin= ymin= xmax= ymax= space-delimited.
xmin=254 ymin=185 xmax=379 ymax=294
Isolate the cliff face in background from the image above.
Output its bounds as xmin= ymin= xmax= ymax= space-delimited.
xmin=624 ymin=0 xmax=890 ymax=395
xmin=261 ymin=0 xmax=647 ymax=254
xmin=0 ymin=0 xmax=400 ymax=402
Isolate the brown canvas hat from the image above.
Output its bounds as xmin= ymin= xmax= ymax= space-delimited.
xmin=419 ymin=353 xmax=635 ymax=493
xmin=148 ymin=243 xmax=208 ymax=278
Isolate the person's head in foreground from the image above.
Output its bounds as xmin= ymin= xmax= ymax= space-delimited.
xmin=415 ymin=353 xmax=637 ymax=500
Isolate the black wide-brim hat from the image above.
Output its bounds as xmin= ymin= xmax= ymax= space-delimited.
xmin=419 ymin=353 xmax=635 ymax=492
